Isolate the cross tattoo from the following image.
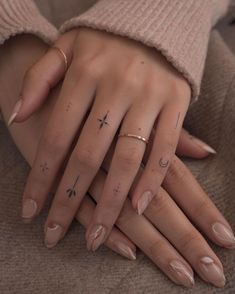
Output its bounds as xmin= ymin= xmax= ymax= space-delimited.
xmin=97 ymin=111 xmax=110 ymax=129
xmin=40 ymin=162 xmax=49 ymax=172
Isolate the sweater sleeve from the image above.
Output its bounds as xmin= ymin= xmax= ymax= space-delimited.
xmin=60 ymin=0 xmax=231 ymax=101
xmin=0 ymin=0 xmax=58 ymax=46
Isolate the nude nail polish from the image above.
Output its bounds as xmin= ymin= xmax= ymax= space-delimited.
xmin=212 ymin=222 xmax=235 ymax=248
xmin=137 ymin=191 xmax=154 ymax=215
xmin=190 ymin=137 xmax=216 ymax=154
xmin=115 ymin=242 xmax=136 ymax=260
xmin=87 ymin=224 xmax=106 ymax=252
xmin=169 ymin=260 xmax=195 ymax=288
xmin=199 ymin=256 xmax=226 ymax=288
xmin=8 ymin=99 xmax=22 ymax=126
xmin=22 ymin=199 xmax=37 ymax=220
xmin=45 ymin=224 xmax=63 ymax=248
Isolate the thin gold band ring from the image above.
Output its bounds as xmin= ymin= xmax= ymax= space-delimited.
xmin=51 ymin=46 xmax=68 ymax=71
xmin=118 ymin=133 xmax=149 ymax=144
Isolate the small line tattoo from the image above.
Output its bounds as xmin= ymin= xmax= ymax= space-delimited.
xmin=40 ymin=162 xmax=49 ymax=172
xmin=97 ymin=111 xmax=110 ymax=129
xmin=159 ymin=158 xmax=169 ymax=168
xmin=66 ymin=175 xmax=80 ymax=198
xmin=175 ymin=112 xmax=181 ymax=129
xmin=113 ymin=183 xmax=121 ymax=196
xmin=66 ymin=101 xmax=72 ymax=112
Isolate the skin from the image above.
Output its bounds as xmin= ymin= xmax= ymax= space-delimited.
xmin=13 ymin=28 xmax=192 ymax=253
xmin=0 ymin=35 xmax=234 ymax=288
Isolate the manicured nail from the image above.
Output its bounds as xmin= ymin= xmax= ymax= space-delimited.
xmin=45 ymin=224 xmax=63 ymax=248
xmin=169 ymin=260 xmax=194 ymax=288
xmin=190 ymin=137 xmax=216 ymax=154
xmin=115 ymin=242 xmax=136 ymax=260
xmin=212 ymin=222 xmax=235 ymax=248
xmin=87 ymin=224 xmax=106 ymax=252
xmin=199 ymin=256 xmax=226 ymax=288
xmin=137 ymin=191 xmax=154 ymax=215
xmin=8 ymin=99 xmax=22 ymax=126
xmin=22 ymin=199 xmax=37 ymax=221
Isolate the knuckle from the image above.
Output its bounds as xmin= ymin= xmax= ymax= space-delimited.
xmin=150 ymin=189 xmax=168 ymax=213
xmin=24 ymin=66 xmax=38 ymax=82
xmin=118 ymin=70 xmax=141 ymax=92
xmin=74 ymin=148 xmax=99 ymax=170
xmin=73 ymin=58 xmax=100 ymax=81
xmin=116 ymin=147 xmax=140 ymax=172
xmin=177 ymin=230 xmax=202 ymax=252
xmin=167 ymin=156 xmax=187 ymax=183
xmin=191 ymin=198 xmax=210 ymax=218
xmin=41 ymin=132 xmax=65 ymax=157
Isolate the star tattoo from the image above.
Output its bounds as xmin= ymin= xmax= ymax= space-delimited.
xmin=97 ymin=111 xmax=110 ymax=129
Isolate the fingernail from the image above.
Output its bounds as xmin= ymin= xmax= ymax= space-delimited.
xmin=45 ymin=224 xmax=63 ymax=248
xmin=190 ymin=137 xmax=216 ymax=154
xmin=137 ymin=191 xmax=154 ymax=215
xmin=87 ymin=224 xmax=106 ymax=252
xmin=169 ymin=260 xmax=195 ymax=288
xmin=115 ymin=242 xmax=136 ymax=260
xmin=22 ymin=199 xmax=37 ymax=220
xmin=212 ymin=222 xmax=235 ymax=248
xmin=199 ymin=256 xmax=226 ymax=288
xmin=8 ymin=99 xmax=22 ymax=126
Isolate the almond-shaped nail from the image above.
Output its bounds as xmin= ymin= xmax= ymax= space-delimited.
xmin=115 ymin=242 xmax=136 ymax=260
xmin=190 ymin=137 xmax=216 ymax=154
xmin=22 ymin=198 xmax=37 ymax=221
xmin=169 ymin=260 xmax=195 ymax=288
xmin=212 ymin=222 xmax=235 ymax=248
xmin=45 ymin=224 xmax=63 ymax=248
xmin=199 ymin=256 xmax=226 ymax=288
xmin=87 ymin=224 xmax=106 ymax=252
xmin=8 ymin=99 xmax=22 ymax=126
xmin=137 ymin=191 xmax=154 ymax=215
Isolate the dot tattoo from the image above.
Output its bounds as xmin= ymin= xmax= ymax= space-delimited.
xmin=66 ymin=175 xmax=80 ymax=198
xmin=97 ymin=111 xmax=110 ymax=129
xmin=113 ymin=183 xmax=121 ymax=196
xmin=159 ymin=158 xmax=169 ymax=168
xmin=40 ymin=162 xmax=49 ymax=172
xmin=175 ymin=112 xmax=181 ymax=129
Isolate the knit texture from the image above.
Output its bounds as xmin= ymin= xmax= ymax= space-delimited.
xmin=60 ymin=0 xmax=230 ymax=101
xmin=0 ymin=0 xmax=58 ymax=45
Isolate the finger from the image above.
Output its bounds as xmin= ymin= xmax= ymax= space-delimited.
xmin=176 ymin=129 xmax=216 ymax=158
xmin=43 ymin=86 xmax=129 ymax=247
xmin=9 ymin=30 xmax=77 ymax=124
xmin=143 ymin=187 xmax=225 ymax=288
xmin=21 ymin=61 xmax=96 ymax=222
xmin=74 ymin=196 xmax=136 ymax=260
xmin=132 ymin=98 xmax=188 ymax=215
xmin=164 ymin=156 xmax=235 ymax=249
xmin=88 ymin=170 xmax=195 ymax=288
xmin=86 ymin=100 xmax=160 ymax=252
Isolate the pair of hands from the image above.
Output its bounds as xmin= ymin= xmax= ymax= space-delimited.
xmin=2 ymin=30 xmax=233 ymax=288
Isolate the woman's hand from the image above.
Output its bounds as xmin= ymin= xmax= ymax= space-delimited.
xmin=1 ymin=35 xmax=234 ymax=288
xmin=11 ymin=28 xmax=194 ymax=251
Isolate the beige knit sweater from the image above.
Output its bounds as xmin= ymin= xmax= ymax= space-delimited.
xmin=0 ymin=0 xmax=232 ymax=101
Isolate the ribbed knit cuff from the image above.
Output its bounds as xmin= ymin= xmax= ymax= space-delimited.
xmin=60 ymin=0 xmax=230 ymax=102
xmin=0 ymin=0 xmax=58 ymax=46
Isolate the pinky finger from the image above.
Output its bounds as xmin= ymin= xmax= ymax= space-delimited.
xmin=75 ymin=195 xmax=137 ymax=260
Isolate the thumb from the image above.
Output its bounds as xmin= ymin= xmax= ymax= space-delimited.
xmin=176 ymin=129 xmax=217 ymax=158
xmin=7 ymin=30 xmax=77 ymax=126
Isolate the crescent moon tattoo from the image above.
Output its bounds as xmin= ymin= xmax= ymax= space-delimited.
xmin=159 ymin=158 xmax=169 ymax=168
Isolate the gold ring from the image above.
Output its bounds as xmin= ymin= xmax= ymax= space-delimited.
xmin=118 ymin=133 xmax=149 ymax=144
xmin=51 ymin=46 xmax=68 ymax=71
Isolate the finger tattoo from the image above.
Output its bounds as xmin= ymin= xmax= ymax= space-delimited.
xmin=175 ymin=112 xmax=181 ymax=129
xmin=67 ymin=175 xmax=80 ymax=198
xmin=40 ymin=162 xmax=49 ymax=172
xmin=113 ymin=183 xmax=121 ymax=196
xmin=97 ymin=111 xmax=110 ymax=129
xmin=159 ymin=158 xmax=169 ymax=168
